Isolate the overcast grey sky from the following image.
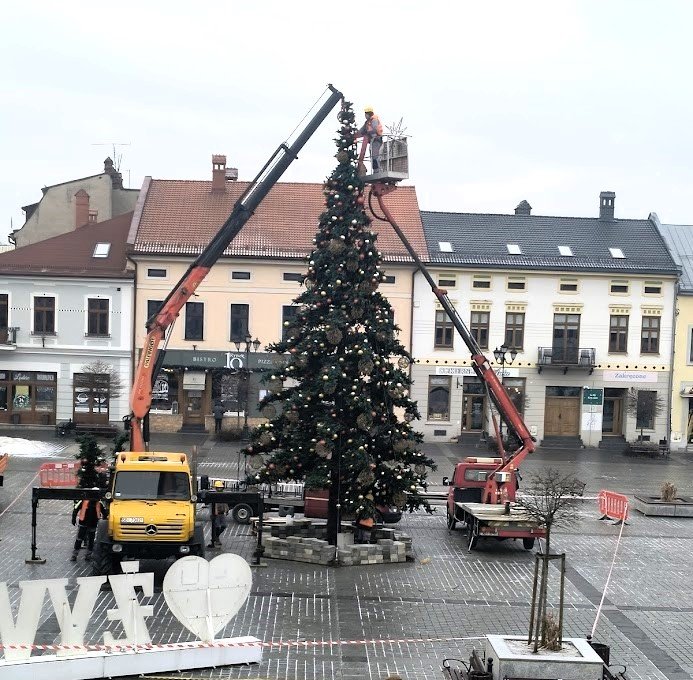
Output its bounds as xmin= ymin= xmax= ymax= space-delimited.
xmin=3 ymin=1 xmax=693 ymax=242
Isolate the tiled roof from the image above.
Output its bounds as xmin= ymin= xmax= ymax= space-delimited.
xmin=658 ymin=223 xmax=693 ymax=292
xmin=131 ymin=180 xmax=428 ymax=262
xmin=421 ymin=210 xmax=680 ymax=275
xmin=0 ymin=212 xmax=133 ymax=279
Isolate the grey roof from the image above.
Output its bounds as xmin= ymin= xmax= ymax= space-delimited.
xmin=421 ymin=210 xmax=680 ymax=275
xmin=658 ymin=223 xmax=693 ymax=292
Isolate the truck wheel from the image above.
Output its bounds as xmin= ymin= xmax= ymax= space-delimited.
xmin=523 ymin=538 xmax=535 ymax=550
xmin=446 ymin=508 xmax=457 ymax=530
xmin=190 ymin=525 xmax=206 ymax=557
xmin=232 ymin=503 xmax=253 ymax=524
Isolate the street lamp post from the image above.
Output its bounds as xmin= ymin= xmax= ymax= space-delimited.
xmin=493 ymin=344 xmax=518 ymax=442
xmin=235 ymin=333 xmax=261 ymax=440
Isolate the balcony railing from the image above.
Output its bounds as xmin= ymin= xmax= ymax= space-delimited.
xmin=0 ymin=327 xmax=18 ymax=346
xmin=537 ymin=346 xmax=596 ymax=374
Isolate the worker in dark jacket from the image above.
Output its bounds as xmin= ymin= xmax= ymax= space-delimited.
xmin=212 ymin=399 xmax=225 ymax=435
xmin=71 ymin=498 xmax=106 ymax=561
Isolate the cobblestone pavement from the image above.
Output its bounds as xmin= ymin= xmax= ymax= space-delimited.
xmin=1 ymin=427 xmax=693 ymax=679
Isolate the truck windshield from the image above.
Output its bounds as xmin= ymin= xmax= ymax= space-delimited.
xmin=113 ymin=471 xmax=190 ymax=500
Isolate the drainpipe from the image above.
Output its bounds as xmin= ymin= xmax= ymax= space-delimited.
xmin=667 ymin=279 xmax=678 ymax=447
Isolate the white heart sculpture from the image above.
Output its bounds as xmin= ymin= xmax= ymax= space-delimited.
xmin=163 ymin=554 xmax=252 ymax=642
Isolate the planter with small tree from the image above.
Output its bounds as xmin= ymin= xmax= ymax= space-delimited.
xmin=634 ymin=480 xmax=693 ymax=517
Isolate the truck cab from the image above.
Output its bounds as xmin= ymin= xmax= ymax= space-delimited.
xmin=92 ymin=452 xmax=205 ymax=575
xmin=446 ymin=457 xmax=516 ymax=529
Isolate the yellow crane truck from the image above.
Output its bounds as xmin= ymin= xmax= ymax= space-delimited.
xmin=91 ymin=452 xmax=204 ymax=575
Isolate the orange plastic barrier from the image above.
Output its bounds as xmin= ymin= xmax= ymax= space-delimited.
xmin=38 ymin=462 xmax=81 ymax=488
xmin=597 ymin=489 xmax=629 ymax=523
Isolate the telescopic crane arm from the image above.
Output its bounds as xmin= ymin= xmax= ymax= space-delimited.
xmin=369 ymin=183 xmax=535 ymax=504
xmin=129 ymin=85 xmax=344 ymax=452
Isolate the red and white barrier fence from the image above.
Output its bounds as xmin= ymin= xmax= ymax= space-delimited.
xmin=597 ymin=489 xmax=629 ymax=524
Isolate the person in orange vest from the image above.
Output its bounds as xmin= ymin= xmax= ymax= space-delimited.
xmin=71 ymin=497 xmax=107 ymax=561
xmin=357 ymin=105 xmax=384 ymax=172
xmin=354 ymin=515 xmax=375 ymax=544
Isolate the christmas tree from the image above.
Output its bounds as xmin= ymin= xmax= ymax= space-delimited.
xmin=245 ymin=100 xmax=434 ymax=545
xmin=75 ymin=434 xmax=107 ymax=489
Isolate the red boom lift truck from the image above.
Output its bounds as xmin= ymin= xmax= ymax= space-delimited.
xmin=358 ymin=135 xmax=545 ymax=552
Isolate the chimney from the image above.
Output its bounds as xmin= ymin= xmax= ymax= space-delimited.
xmin=104 ymin=156 xmax=123 ymax=189
xmin=74 ymin=189 xmax=90 ymax=228
xmin=515 ymin=200 xmax=531 ymax=216
xmin=212 ymin=154 xmax=227 ymax=192
xmin=599 ymin=191 xmax=615 ymax=220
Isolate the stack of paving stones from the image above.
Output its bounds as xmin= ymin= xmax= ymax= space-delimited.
xmin=267 ymin=519 xmax=327 ymax=540
xmin=373 ymin=527 xmax=413 ymax=559
xmin=263 ymin=519 xmax=414 ymax=566
xmin=263 ymin=535 xmax=336 ymax=564
xmin=337 ymin=538 xmax=407 ymax=566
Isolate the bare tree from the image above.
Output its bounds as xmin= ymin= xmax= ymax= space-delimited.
xmin=625 ymin=387 xmax=665 ymax=442
xmin=80 ymin=359 xmax=123 ymax=400
xmin=515 ymin=467 xmax=585 ymax=651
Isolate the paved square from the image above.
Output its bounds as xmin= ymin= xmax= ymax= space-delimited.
xmin=1 ymin=429 xmax=692 ymax=679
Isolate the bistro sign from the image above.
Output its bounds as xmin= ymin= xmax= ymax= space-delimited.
xmin=162 ymin=350 xmax=281 ymax=371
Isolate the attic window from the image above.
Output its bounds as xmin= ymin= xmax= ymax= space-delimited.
xmin=558 ymin=245 xmax=573 ymax=257
xmin=609 ymin=247 xmax=625 ymax=259
xmin=93 ymin=243 xmax=111 ymax=258
xmin=439 ymin=242 xmax=453 ymax=253
xmin=507 ymin=244 xmax=522 ymax=255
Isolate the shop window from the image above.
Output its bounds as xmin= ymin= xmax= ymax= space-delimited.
xmin=73 ymin=373 xmax=109 ymax=422
xmin=428 ymin=376 xmax=451 ymax=421
xmin=641 ymin=316 xmax=660 ymax=354
xmin=152 ymin=371 xmax=179 ymax=412
xmin=505 ymin=312 xmax=525 ymax=350
xmin=34 ymin=296 xmax=55 ymax=334
xmin=470 ymin=311 xmax=489 ymax=349
xmin=504 ymin=378 xmax=526 ymax=416
xmin=185 ymin=302 xmax=204 ymax=341
xmin=87 ymin=298 xmax=109 ymax=336
xmin=282 ymin=305 xmax=299 ymax=341
xmin=609 ymin=315 xmax=628 ymax=353
xmin=212 ymin=371 xmax=242 ymax=413
xmin=0 ymin=371 xmax=57 ymax=423
xmin=434 ymin=310 xmax=454 ymax=348
xmin=230 ymin=304 xmax=249 ymax=342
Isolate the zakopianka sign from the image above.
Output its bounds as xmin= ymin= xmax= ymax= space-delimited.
xmin=0 ymin=555 xmax=261 ymax=680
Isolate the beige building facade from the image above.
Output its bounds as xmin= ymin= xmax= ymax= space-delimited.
xmin=12 ymin=158 xmax=138 ymax=247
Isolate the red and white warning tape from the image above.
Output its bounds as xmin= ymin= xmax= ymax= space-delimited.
xmin=0 ymin=635 xmax=485 ymax=653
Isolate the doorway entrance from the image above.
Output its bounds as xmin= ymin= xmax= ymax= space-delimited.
xmin=544 ymin=386 xmax=580 ymax=436
xmin=461 ymin=378 xmax=486 ymax=432
xmin=602 ymin=388 xmax=625 ymax=436
xmin=183 ymin=390 xmax=205 ymax=427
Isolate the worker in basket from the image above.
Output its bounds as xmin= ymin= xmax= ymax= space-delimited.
xmin=356 ymin=105 xmax=383 ymax=172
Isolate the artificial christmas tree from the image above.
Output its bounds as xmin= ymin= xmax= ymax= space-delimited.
xmin=245 ymin=100 xmax=434 ymax=546
xmin=75 ymin=434 xmax=107 ymax=489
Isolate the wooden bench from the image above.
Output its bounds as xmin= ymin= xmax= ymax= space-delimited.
xmin=74 ymin=423 xmax=120 ymax=438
